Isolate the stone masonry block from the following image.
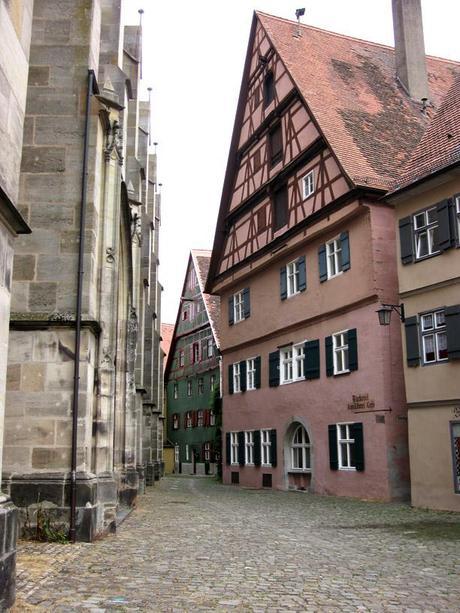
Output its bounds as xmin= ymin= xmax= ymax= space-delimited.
xmin=21 ymin=146 xmax=65 ymax=173
xmin=28 ymin=66 xmax=50 ymax=86
xmin=44 ymin=20 xmax=71 ymax=44
xmin=10 ymin=281 xmax=28 ymax=312
xmin=32 ymin=332 xmax=58 ymax=362
xmin=26 ymin=88 xmax=78 ymax=116
xmin=31 ymin=447 xmax=71 ymax=470
xmin=14 ymin=229 xmax=59 ymax=255
xmin=33 ymin=0 xmax=93 ymax=21
xmin=45 ymin=362 xmax=74 ymax=392
xmin=34 ymin=115 xmax=84 ymax=146
xmin=23 ymin=173 xmax=80 ymax=205
xmin=7 ymin=332 xmax=32 ymax=362
xmin=28 ymin=282 xmax=57 ymax=312
xmin=5 ymin=419 xmax=55 ymax=445
xmin=20 ymin=363 xmax=45 ymax=392
xmin=30 ymin=203 xmax=74 ymax=228
xmin=23 ymin=116 xmax=34 ymax=145
xmin=6 ymin=364 xmax=21 ymax=391
xmin=7 ymin=391 xmax=71 ymax=418
xmin=37 ymin=255 xmax=76 ymax=282
xmin=13 ymin=254 xmax=35 ymax=280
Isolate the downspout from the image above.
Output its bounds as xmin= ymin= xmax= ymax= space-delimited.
xmin=70 ymin=69 xmax=98 ymax=543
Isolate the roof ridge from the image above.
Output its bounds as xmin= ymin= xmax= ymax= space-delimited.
xmin=256 ymin=11 xmax=460 ymax=65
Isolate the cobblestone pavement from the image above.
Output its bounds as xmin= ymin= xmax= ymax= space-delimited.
xmin=12 ymin=476 xmax=460 ymax=612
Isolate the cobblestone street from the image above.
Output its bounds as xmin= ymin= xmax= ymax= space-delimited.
xmin=13 ymin=476 xmax=460 ymax=612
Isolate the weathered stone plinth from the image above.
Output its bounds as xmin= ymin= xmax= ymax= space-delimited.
xmin=117 ymin=467 xmax=139 ymax=508
xmin=0 ymin=497 xmax=18 ymax=610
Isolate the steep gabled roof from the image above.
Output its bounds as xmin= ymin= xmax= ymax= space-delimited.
xmin=160 ymin=323 xmax=174 ymax=367
xmin=191 ymin=249 xmax=221 ymax=348
xmin=206 ymin=12 xmax=459 ymax=292
xmin=257 ymin=12 xmax=459 ymax=191
xmin=390 ymin=73 xmax=460 ymax=192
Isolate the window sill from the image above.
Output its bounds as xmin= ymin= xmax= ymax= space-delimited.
xmin=338 ymin=467 xmax=356 ymax=472
xmin=261 ymin=463 xmax=272 ymax=468
xmin=288 ymin=469 xmax=311 ymax=474
xmin=334 ymin=369 xmax=350 ymax=376
xmin=414 ymin=250 xmax=441 ymax=263
xmin=327 ymin=271 xmax=343 ymax=281
xmin=286 ymin=291 xmax=301 ymax=299
xmin=281 ymin=377 xmax=306 ymax=386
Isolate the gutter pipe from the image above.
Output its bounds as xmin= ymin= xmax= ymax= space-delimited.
xmin=70 ymin=69 xmax=97 ymax=543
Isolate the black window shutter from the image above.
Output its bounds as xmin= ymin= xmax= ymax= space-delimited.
xmin=270 ymin=429 xmax=277 ymax=467
xmin=351 ymin=422 xmax=365 ymax=471
xmin=437 ymin=198 xmax=455 ymax=251
xmin=226 ymin=432 xmax=231 ymax=465
xmin=399 ymin=216 xmax=414 ymax=265
xmin=243 ymin=287 xmax=250 ymax=319
xmin=253 ymin=430 xmax=261 ymax=466
xmin=228 ymin=296 xmax=234 ymax=325
xmin=254 ymin=356 xmax=261 ymax=388
xmin=238 ymin=431 xmax=245 ymax=466
xmin=273 ymin=185 xmax=288 ymax=230
xmin=304 ymin=340 xmax=320 ymax=379
xmin=240 ymin=360 xmax=247 ymax=392
xmin=328 ymin=425 xmax=338 ymax=470
xmin=280 ymin=266 xmax=287 ymax=300
xmin=228 ymin=364 xmax=234 ymax=394
xmin=446 ymin=304 xmax=460 ymax=360
xmin=297 ymin=255 xmax=307 ymax=291
xmin=325 ymin=336 xmax=334 ymax=377
xmin=404 ymin=316 xmax=420 ymax=367
xmin=318 ymin=244 xmax=327 ymax=282
xmin=347 ymin=328 xmax=358 ymax=371
xmin=340 ymin=231 xmax=350 ymax=271
xmin=269 ymin=350 xmax=280 ymax=387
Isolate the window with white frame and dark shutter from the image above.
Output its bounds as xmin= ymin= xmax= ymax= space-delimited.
xmin=318 ymin=232 xmax=350 ymax=282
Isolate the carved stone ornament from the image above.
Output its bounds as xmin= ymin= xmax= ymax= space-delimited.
xmin=127 ymin=306 xmax=138 ymax=368
xmin=106 ymin=247 xmax=115 ymax=263
xmin=104 ymin=119 xmax=123 ymax=164
xmin=130 ymin=211 xmax=142 ymax=245
xmin=100 ymin=348 xmax=113 ymax=367
xmin=49 ymin=310 xmax=74 ymax=322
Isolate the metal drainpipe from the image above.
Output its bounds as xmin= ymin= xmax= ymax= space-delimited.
xmin=70 ymin=69 xmax=96 ymax=543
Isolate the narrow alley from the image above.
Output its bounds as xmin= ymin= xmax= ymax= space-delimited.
xmin=14 ymin=476 xmax=460 ymax=611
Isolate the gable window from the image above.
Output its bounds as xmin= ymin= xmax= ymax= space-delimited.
xmin=333 ymin=331 xmax=349 ymax=375
xmin=281 ymin=256 xmax=306 ymax=299
xmin=337 ymin=423 xmax=356 ymax=470
xmin=207 ymin=338 xmax=214 ymax=358
xmin=263 ymin=70 xmax=274 ymax=108
xmin=197 ymin=410 xmax=204 ymax=427
xmin=192 ymin=342 xmax=200 ymax=363
xmin=273 ymin=185 xmax=288 ymax=231
xmin=280 ymin=343 xmax=305 ymax=384
xmin=185 ymin=412 xmax=192 ymax=429
xmin=302 ymin=170 xmax=315 ymax=200
xmin=414 ymin=207 xmax=439 ymax=259
xmin=257 ymin=208 xmax=266 ymax=232
xmin=269 ymin=123 xmax=283 ymax=166
xmin=319 ymin=232 xmax=350 ymax=282
xmin=210 ymin=374 xmax=216 ymax=390
xmin=233 ymin=362 xmax=241 ymax=393
xmin=172 ymin=414 xmax=179 ymax=430
xmin=253 ymin=149 xmax=261 ymax=172
xmin=187 ymin=380 xmax=192 ymax=396
xmin=291 ymin=425 xmax=311 ymax=470
xmin=173 ymin=383 xmax=178 ymax=399
xmin=421 ymin=310 xmax=447 ymax=364
xmin=246 ymin=358 xmax=256 ymax=390
xmin=261 ymin=430 xmax=272 ymax=466
xmin=198 ymin=378 xmax=204 ymax=394
xmin=245 ymin=431 xmax=254 ymax=465
xmin=182 ymin=307 xmax=189 ymax=321
xmin=230 ymin=432 xmax=239 ymax=465
xmin=178 ymin=350 xmax=184 ymax=367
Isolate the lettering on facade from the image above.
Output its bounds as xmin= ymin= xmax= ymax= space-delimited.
xmin=348 ymin=393 xmax=375 ymax=412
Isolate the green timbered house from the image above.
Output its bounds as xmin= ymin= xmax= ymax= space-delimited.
xmin=165 ymin=250 xmax=221 ymax=474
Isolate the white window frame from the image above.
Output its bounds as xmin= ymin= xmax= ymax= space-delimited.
xmin=333 ymin=330 xmax=349 ymax=375
xmin=207 ymin=338 xmax=214 ymax=358
xmin=286 ymin=259 xmax=300 ymax=297
xmin=261 ymin=429 xmax=271 ymax=466
xmin=173 ymin=383 xmax=178 ymax=399
xmin=233 ymin=290 xmax=244 ymax=323
xmin=245 ymin=431 xmax=254 ymax=465
xmin=197 ymin=410 xmax=204 ymax=427
xmin=192 ymin=342 xmax=200 ymax=363
xmin=302 ymin=170 xmax=315 ymax=200
xmin=210 ymin=374 xmax=216 ymax=390
xmin=413 ymin=206 xmax=439 ymax=260
xmin=179 ymin=350 xmax=184 ymax=367
xmin=204 ymin=442 xmax=211 ymax=462
xmin=185 ymin=444 xmax=190 ymax=462
xmin=233 ymin=362 xmax=241 ymax=393
xmin=420 ymin=310 xmax=448 ymax=364
xmin=230 ymin=432 xmax=239 ymax=465
xmin=209 ymin=409 xmax=216 ymax=427
xmin=456 ymin=196 xmax=460 ymax=242
xmin=198 ymin=378 xmax=204 ymax=394
xmin=337 ymin=423 xmax=356 ymax=471
xmin=291 ymin=425 xmax=311 ymax=471
xmin=280 ymin=343 xmax=305 ymax=384
xmin=172 ymin=414 xmax=179 ymax=430
xmin=174 ymin=444 xmax=179 ymax=463
xmin=186 ymin=380 xmax=192 ymax=396
xmin=246 ymin=358 xmax=256 ymax=391
xmin=185 ymin=412 xmax=192 ymax=429
xmin=326 ymin=237 xmax=343 ymax=279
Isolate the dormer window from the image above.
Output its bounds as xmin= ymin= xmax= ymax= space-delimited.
xmin=263 ymin=70 xmax=274 ymax=107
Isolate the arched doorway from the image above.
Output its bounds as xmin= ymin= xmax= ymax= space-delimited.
xmin=284 ymin=421 xmax=312 ymax=491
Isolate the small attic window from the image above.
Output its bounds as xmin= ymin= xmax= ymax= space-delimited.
xmin=263 ymin=71 xmax=275 ymax=108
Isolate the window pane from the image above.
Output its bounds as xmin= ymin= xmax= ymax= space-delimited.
xmin=421 ymin=313 xmax=433 ymax=330
xmin=349 ymin=442 xmax=356 ymax=468
xmin=339 ymin=424 xmax=347 ymax=439
xmin=417 ymin=231 xmax=429 ymax=257
xmin=423 ymin=335 xmax=435 ymax=362
xmin=437 ymin=332 xmax=448 ymax=360
xmin=430 ymin=226 xmax=439 ymax=253
xmin=435 ymin=311 xmax=445 ymax=327
xmin=414 ymin=212 xmax=426 ymax=229
xmin=427 ymin=208 xmax=437 ymax=224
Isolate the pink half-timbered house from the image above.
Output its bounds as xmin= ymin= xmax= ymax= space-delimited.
xmin=206 ymin=6 xmax=459 ymax=498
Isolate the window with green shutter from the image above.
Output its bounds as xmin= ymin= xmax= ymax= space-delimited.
xmin=404 ymin=316 xmax=420 ymax=367
xmin=328 ymin=425 xmax=338 ymax=470
xmin=254 ymin=356 xmax=261 ymax=388
xmin=446 ymin=304 xmax=460 ymax=360
xmin=240 ymin=360 xmax=247 ymax=392
xmin=304 ymin=339 xmax=320 ymax=379
xmin=270 ymin=429 xmax=277 ymax=467
xmin=437 ymin=198 xmax=456 ymax=251
xmin=269 ymin=351 xmax=280 ymax=387
xmin=318 ymin=244 xmax=327 ymax=282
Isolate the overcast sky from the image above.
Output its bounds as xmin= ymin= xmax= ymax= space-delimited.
xmin=122 ymin=0 xmax=460 ymax=324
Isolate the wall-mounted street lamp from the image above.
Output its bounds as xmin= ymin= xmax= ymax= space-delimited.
xmin=376 ymin=303 xmax=405 ymax=326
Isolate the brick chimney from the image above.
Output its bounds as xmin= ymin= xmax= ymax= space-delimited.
xmin=392 ymin=0 xmax=429 ymax=101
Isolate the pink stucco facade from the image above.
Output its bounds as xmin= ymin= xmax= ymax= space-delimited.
xmin=221 ymin=203 xmax=410 ymax=500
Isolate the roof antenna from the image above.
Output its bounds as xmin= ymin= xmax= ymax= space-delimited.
xmin=295 ymin=8 xmax=305 ymax=37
